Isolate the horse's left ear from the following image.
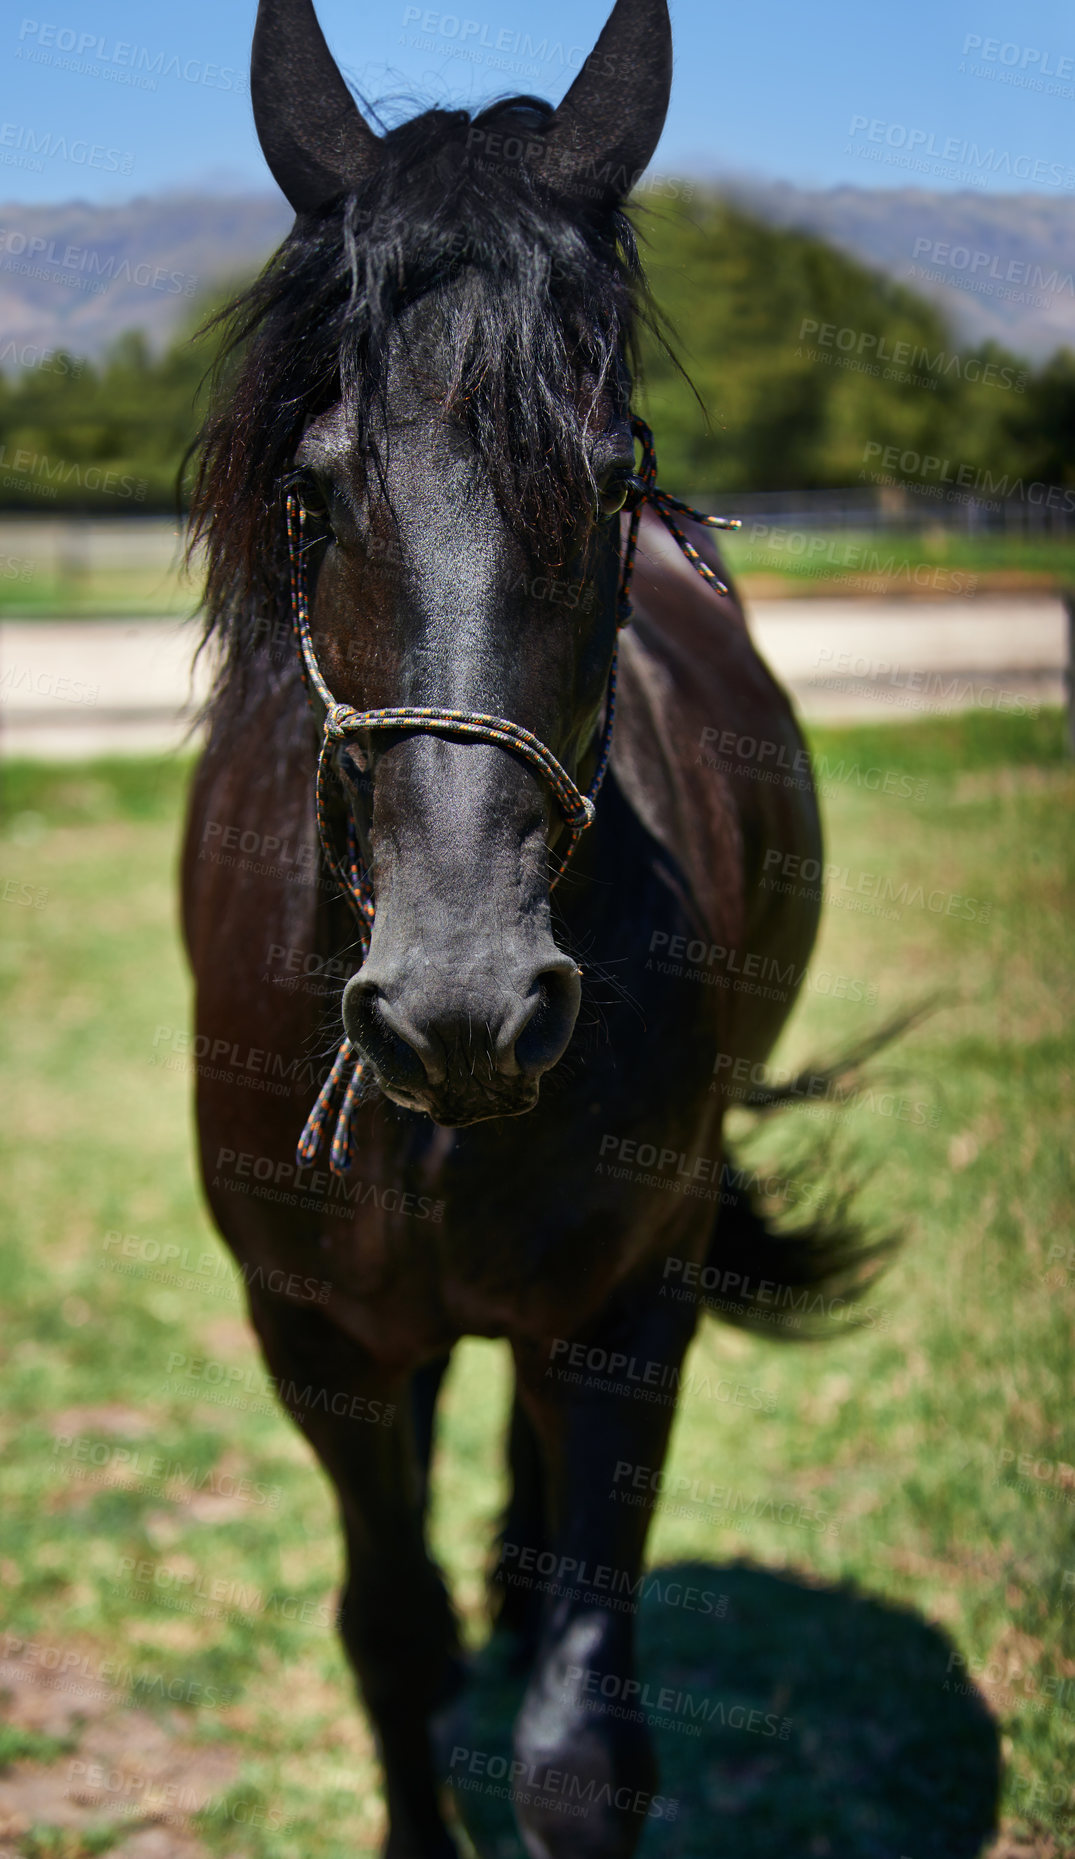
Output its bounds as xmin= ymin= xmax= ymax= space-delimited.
xmin=540 ymin=0 xmax=672 ymax=207
xmin=252 ymin=0 xmax=382 ymax=213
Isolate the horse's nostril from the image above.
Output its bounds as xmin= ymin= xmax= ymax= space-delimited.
xmin=508 ymin=962 xmax=582 ymax=1081
xmin=344 ymin=978 xmax=442 ymax=1090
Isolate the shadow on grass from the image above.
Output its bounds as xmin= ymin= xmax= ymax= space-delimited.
xmin=443 ymin=1561 xmax=1000 ymax=1859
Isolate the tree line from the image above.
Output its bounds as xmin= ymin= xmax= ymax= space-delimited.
xmin=0 ymin=193 xmax=1071 ymax=512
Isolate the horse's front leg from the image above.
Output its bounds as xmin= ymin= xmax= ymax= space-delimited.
xmin=507 ymin=1281 xmax=697 ymax=1859
xmin=247 ymin=1293 xmax=463 ymax=1859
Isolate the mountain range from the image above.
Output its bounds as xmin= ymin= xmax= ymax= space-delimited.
xmin=719 ymin=178 xmax=1075 ymax=362
xmin=1 ymin=181 xmax=1072 ymax=366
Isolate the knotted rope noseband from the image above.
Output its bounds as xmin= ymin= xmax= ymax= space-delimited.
xmin=289 ymin=415 xmax=738 ymax=1174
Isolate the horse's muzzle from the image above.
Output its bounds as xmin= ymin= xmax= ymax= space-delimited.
xmin=342 ymin=953 xmax=582 ymax=1125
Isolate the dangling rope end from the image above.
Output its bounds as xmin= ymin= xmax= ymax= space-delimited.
xmin=296 ymin=1037 xmax=356 ymax=1169
xmin=329 ymin=1060 xmax=365 ymax=1177
xmin=296 ymin=1127 xmax=320 ymax=1168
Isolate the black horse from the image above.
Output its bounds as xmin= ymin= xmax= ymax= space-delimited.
xmin=182 ymin=2 xmax=875 ymax=1852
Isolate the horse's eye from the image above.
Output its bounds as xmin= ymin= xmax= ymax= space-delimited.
xmin=598 ymin=472 xmax=642 ymax=520
xmin=297 ymin=476 xmax=336 ymax=538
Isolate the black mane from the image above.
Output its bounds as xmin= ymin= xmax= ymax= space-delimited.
xmin=189 ymin=95 xmax=660 ymax=709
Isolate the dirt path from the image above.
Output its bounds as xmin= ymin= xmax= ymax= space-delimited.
xmin=0 ymin=598 xmax=1066 ymax=759
xmin=0 ymin=1639 xmax=238 ymax=1856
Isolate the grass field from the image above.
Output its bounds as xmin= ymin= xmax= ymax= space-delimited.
xmin=1 ymin=528 xmax=1072 ymax=616
xmin=718 ymin=527 xmax=1075 ymax=597
xmin=0 ymin=711 xmax=1073 ymax=1859
xmin=0 ymin=573 xmax=197 ymax=621
xmin=0 ymin=564 xmax=197 ymax=621
xmin=0 ymin=525 xmax=197 ymax=621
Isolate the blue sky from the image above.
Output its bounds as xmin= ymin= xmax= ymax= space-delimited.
xmin=3 ymin=0 xmax=1074 ymax=204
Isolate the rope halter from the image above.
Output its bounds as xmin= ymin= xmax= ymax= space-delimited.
xmin=287 ymin=415 xmax=739 ymax=1176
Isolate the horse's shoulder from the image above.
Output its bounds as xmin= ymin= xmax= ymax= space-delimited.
xmin=181 ymin=669 xmax=316 ymax=964
xmin=610 ymin=507 xmax=814 ymax=949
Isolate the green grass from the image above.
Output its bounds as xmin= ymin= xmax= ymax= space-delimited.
xmin=19 ymin=1830 xmax=120 ymax=1859
xmin=720 ymin=526 xmax=1075 ymax=594
xmin=0 ymin=713 xmax=1072 ymax=1857
xmin=2 ymin=530 xmax=1072 ymax=616
xmin=0 ymin=554 xmax=200 ymax=620
xmin=0 ymin=569 xmax=196 ymax=619
xmin=0 ymin=1729 xmax=77 ymax=1767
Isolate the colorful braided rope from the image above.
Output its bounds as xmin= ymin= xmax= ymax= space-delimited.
xmin=288 ymin=419 xmax=738 ymax=1176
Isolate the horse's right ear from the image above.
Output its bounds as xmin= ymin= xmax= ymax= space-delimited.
xmin=252 ymin=0 xmax=382 ymax=213
xmin=541 ymin=0 xmax=672 ymax=206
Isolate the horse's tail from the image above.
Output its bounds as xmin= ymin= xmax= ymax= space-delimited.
xmin=736 ymin=1002 xmax=937 ymax=1114
xmin=696 ymin=1004 xmax=939 ymax=1341
xmin=695 ymin=1164 xmax=894 ymax=1342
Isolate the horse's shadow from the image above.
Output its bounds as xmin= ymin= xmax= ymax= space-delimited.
xmin=441 ymin=1561 xmax=1000 ymax=1859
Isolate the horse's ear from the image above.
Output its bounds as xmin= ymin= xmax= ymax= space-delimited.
xmin=252 ymin=0 xmax=381 ymax=213
xmin=540 ymin=0 xmax=672 ymax=206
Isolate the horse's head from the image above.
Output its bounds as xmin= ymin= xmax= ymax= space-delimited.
xmin=204 ymin=0 xmax=671 ymax=1128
